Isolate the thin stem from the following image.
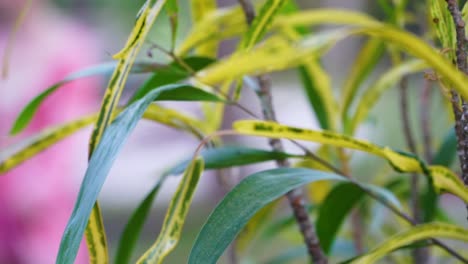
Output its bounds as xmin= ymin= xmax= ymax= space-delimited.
xmin=237 ymin=1 xmax=327 ymax=263
xmin=338 ymin=148 xmax=364 ymax=254
xmin=399 ymin=76 xmax=429 ymax=262
xmin=399 ymin=78 xmax=422 ymax=221
xmin=292 ymin=141 xmax=468 ymax=263
xmin=445 ymin=0 xmax=468 ymax=221
xmin=420 ymin=79 xmax=433 ymax=163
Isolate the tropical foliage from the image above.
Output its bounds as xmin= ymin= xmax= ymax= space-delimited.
xmin=2 ymin=0 xmax=468 ymax=263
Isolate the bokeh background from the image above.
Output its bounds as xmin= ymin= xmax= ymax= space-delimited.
xmin=0 ymin=0 xmax=465 ymax=263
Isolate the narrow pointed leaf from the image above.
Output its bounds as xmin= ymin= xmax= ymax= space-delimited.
xmin=349 ymin=59 xmax=428 ymax=133
xmin=128 ymin=56 xmax=215 ymax=104
xmin=56 ymin=84 xmax=222 ymax=264
xmin=136 ymin=158 xmax=204 ymax=264
xmin=89 ymin=0 xmax=167 ymax=154
xmin=188 ymin=168 xmax=400 ymax=263
xmin=188 ymin=168 xmax=345 ymax=264
xmin=432 ymin=127 xmax=457 ymax=166
xmin=189 ymin=0 xmax=218 ymax=57
xmin=341 ymin=38 xmax=385 ymax=127
xmin=115 ymin=174 xmax=169 ymax=264
xmin=167 ymin=146 xmax=299 ymax=175
xmin=316 ymin=183 xmax=364 ymax=254
xmin=239 ymin=0 xmax=286 ymax=51
xmin=351 ymin=223 xmax=468 ymax=264
xmin=1 ymin=104 xmax=206 ymax=175
xmin=233 ymin=120 xmax=468 ymax=204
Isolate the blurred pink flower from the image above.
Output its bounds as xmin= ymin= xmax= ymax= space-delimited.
xmin=0 ymin=4 xmax=100 ymax=264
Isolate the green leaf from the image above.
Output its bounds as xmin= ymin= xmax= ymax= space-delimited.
xmin=349 ymin=59 xmax=428 ymax=134
xmin=432 ymin=127 xmax=456 ymax=166
xmin=317 ymin=183 xmax=364 ymax=254
xmin=56 ymin=84 xmax=222 ymax=264
xmin=239 ymin=0 xmax=286 ymax=51
xmin=280 ymin=27 xmax=337 ymax=131
xmin=188 ymin=168 xmax=345 ymax=264
xmin=115 ymin=174 xmax=169 ymax=264
xmin=350 ymin=223 xmax=468 ymax=263
xmin=317 ymin=182 xmax=403 ymax=254
xmin=10 ymin=62 xmax=114 ymax=135
xmin=341 ymin=38 xmax=385 ymax=129
xmin=89 ymin=0 xmax=167 ymax=155
xmin=0 ymin=104 xmax=206 ymax=175
xmin=189 ymin=0 xmax=218 ymax=57
xmin=430 ymin=0 xmax=456 ymax=61
xmin=298 ymin=62 xmax=335 ymax=130
xmin=233 ymin=120 xmax=468 ymax=204
xmin=1 ymin=114 xmax=97 ymax=174
xmin=137 ymin=158 xmax=204 ymax=264
xmin=197 ymin=29 xmax=349 ymax=85
xmin=10 ymin=60 xmax=166 ymax=135
xmin=165 ymin=0 xmax=179 ymax=50
xmin=129 ymin=57 xmax=215 ymax=104
xmin=167 ymin=146 xmax=299 ymax=175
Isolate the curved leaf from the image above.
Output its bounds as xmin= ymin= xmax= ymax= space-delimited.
xmin=189 ymin=0 xmax=218 ymax=57
xmin=196 ymin=29 xmax=349 ymax=85
xmin=433 ymin=127 xmax=457 ymax=166
xmin=0 ymin=103 xmax=208 ymax=175
xmin=167 ymin=146 xmax=299 ymax=175
xmin=317 ymin=183 xmax=364 ymax=254
xmin=137 ymin=158 xmax=204 ymax=264
xmin=115 ymin=174 xmax=169 ymax=264
xmin=1 ymin=114 xmax=97 ymax=174
xmin=89 ymin=0 xmax=167 ymax=153
xmin=349 ymin=59 xmax=429 ymax=133
xmin=10 ymin=61 xmax=164 ymax=135
xmin=430 ymin=0 xmax=456 ymax=61
xmin=55 ymin=84 xmax=221 ymax=264
xmin=188 ymin=167 xmax=400 ymax=264
xmin=128 ymin=56 xmax=215 ymax=104
xmin=341 ymin=38 xmax=385 ymax=128
xmin=239 ymin=0 xmax=286 ymax=51
xmin=280 ymin=27 xmax=337 ymax=131
xmin=233 ymin=120 xmax=468 ymax=204
xmin=188 ymin=168 xmax=344 ymax=264
xmin=10 ymin=62 xmax=118 ymax=135
xmin=351 ymin=223 xmax=468 ymax=264
xmin=178 ymin=8 xmax=379 ymax=55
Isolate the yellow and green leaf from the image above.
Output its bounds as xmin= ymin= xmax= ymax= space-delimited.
xmin=238 ymin=0 xmax=286 ymax=51
xmin=430 ymin=0 xmax=456 ymax=61
xmin=281 ymin=26 xmax=337 ymax=131
xmin=351 ymin=223 xmax=468 ymax=264
xmin=87 ymin=1 xmax=168 ymax=260
xmin=137 ymin=158 xmax=205 ymax=264
xmin=233 ymin=120 xmax=468 ymax=203
xmin=189 ymin=0 xmax=218 ymax=57
xmin=341 ymin=38 xmax=385 ymax=129
xmin=196 ymin=29 xmax=349 ymax=85
xmin=0 ymin=104 xmax=206 ymax=175
xmin=349 ymin=59 xmax=429 ymax=134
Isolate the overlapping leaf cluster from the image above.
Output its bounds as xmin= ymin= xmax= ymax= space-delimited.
xmin=1 ymin=0 xmax=468 ymax=263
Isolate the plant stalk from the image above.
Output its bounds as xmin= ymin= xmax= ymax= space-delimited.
xmin=399 ymin=76 xmax=429 ymax=263
xmin=445 ymin=0 xmax=468 ymax=221
xmin=236 ymin=1 xmax=327 ymax=262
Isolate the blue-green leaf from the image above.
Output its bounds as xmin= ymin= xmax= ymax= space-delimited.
xmin=56 ymin=84 xmax=224 ymax=264
xmin=167 ymin=146 xmax=300 ymax=175
xmin=188 ymin=168 xmax=345 ymax=264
